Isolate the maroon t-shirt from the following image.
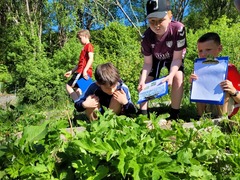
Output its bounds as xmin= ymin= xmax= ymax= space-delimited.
xmin=141 ymin=21 xmax=187 ymax=62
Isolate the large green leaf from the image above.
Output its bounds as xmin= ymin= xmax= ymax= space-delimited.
xmin=21 ymin=121 xmax=50 ymax=144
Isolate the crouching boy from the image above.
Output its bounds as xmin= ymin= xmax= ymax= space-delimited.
xmin=74 ymin=62 xmax=137 ymax=121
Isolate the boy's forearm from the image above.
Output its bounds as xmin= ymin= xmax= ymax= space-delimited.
xmin=84 ymin=59 xmax=93 ymax=73
xmin=84 ymin=53 xmax=94 ymax=73
xmin=169 ymin=59 xmax=182 ymax=76
xmin=140 ymin=56 xmax=152 ymax=83
xmin=140 ymin=63 xmax=152 ymax=84
xmin=71 ymin=66 xmax=78 ymax=73
xmin=169 ymin=50 xmax=183 ymax=76
xmin=231 ymin=91 xmax=240 ymax=103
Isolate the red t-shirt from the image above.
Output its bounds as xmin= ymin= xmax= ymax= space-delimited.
xmin=76 ymin=43 xmax=94 ymax=77
xmin=227 ymin=63 xmax=240 ymax=117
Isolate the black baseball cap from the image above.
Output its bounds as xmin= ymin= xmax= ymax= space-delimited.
xmin=146 ymin=0 xmax=171 ymax=19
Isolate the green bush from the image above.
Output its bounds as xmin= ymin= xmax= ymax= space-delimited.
xmin=1 ymin=110 xmax=240 ymax=179
xmin=0 ymin=64 xmax=13 ymax=93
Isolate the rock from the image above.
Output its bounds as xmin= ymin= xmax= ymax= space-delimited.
xmin=0 ymin=94 xmax=17 ymax=109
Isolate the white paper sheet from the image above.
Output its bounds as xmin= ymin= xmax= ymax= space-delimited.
xmin=190 ymin=57 xmax=229 ymax=105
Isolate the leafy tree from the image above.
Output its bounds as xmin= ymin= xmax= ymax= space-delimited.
xmin=171 ymin=0 xmax=190 ymax=22
xmin=0 ymin=0 xmax=70 ymax=106
xmin=184 ymin=0 xmax=240 ymax=30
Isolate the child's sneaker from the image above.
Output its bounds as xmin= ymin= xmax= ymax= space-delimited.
xmin=166 ymin=108 xmax=180 ymax=120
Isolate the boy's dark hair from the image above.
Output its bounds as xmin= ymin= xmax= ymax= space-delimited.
xmin=95 ymin=63 xmax=120 ymax=86
xmin=197 ymin=32 xmax=221 ymax=45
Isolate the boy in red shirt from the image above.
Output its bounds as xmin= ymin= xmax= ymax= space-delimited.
xmin=64 ymin=29 xmax=94 ymax=100
xmin=190 ymin=32 xmax=240 ymax=119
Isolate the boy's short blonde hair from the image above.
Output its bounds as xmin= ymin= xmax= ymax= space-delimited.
xmin=77 ymin=29 xmax=91 ymax=39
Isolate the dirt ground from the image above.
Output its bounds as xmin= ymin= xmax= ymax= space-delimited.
xmin=0 ymin=94 xmax=17 ymax=109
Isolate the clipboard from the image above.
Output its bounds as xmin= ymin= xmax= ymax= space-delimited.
xmin=137 ymin=77 xmax=168 ymax=104
xmin=190 ymin=56 xmax=229 ymax=105
xmin=77 ymin=77 xmax=93 ymax=98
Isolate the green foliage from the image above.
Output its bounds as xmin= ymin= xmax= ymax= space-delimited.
xmin=0 ymin=118 xmax=68 ymax=179
xmin=184 ymin=0 xmax=240 ymax=30
xmin=52 ymin=35 xmax=82 ymax=71
xmin=1 ymin=109 xmax=240 ymax=179
xmin=0 ymin=1 xmax=240 ymax=179
xmin=0 ymin=64 xmax=12 ymax=93
xmin=16 ymin=57 xmax=67 ymax=108
xmin=0 ymin=65 xmax=12 ymax=83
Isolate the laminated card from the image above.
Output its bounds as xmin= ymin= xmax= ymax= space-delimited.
xmin=138 ymin=77 xmax=168 ymax=104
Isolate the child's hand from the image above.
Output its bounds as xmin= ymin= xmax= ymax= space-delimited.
xmin=82 ymin=95 xmax=99 ymax=108
xmin=189 ymin=74 xmax=198 ymax=83
xmin=162 ymin=75 xmax=173 ymax=86
xmin=83 ymin=70 xmax=89 ymax=80
xmin=113 ymin=89 xmax=128 ymax=105
xmin=138 ymin=82 xmax=146 ymax=92
xmin=220 ymin=80 xmax=236 ymax=95
xmin=64 ymin=71 xmax=72 ymax=78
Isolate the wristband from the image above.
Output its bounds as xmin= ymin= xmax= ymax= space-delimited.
xmin=232 ymin=90 xmax=239 ymax=97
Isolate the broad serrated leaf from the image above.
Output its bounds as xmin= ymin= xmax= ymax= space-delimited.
xmin=152 ymin=167 xmax=162 ymax=180
xmin=196 ymin=149 xmax=217 ymax=161
xmin=177 ymin=148 xmax=193 ymax=165
xmin=0 ymin=171 xmax=6 ymax=179
xmin=32 ymin=164 xmax=49 ymax=173
xmin=128 ymin=158 xmax=140 ymax=180
xmin=0 ymin=145 xmax=7 ymax=158
xmin=76 ymin=139 xmax=95 ymax=153
xmin=87 ymin=165 xmax=109 ymax=180
xmin=117 ymin=148 xmax=127 ymax=177
xmin=163 ymin=161 xmax=184 ymax=173
xmin=188 ymin=165 xmax=213 ymax=178
xmin=21 ymin=121 xmax=49 ymax=143
xmin=19 ymin=166 xmax=36 ymax=176
xmin=154 ymin=151 xmax=172 ymax=165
